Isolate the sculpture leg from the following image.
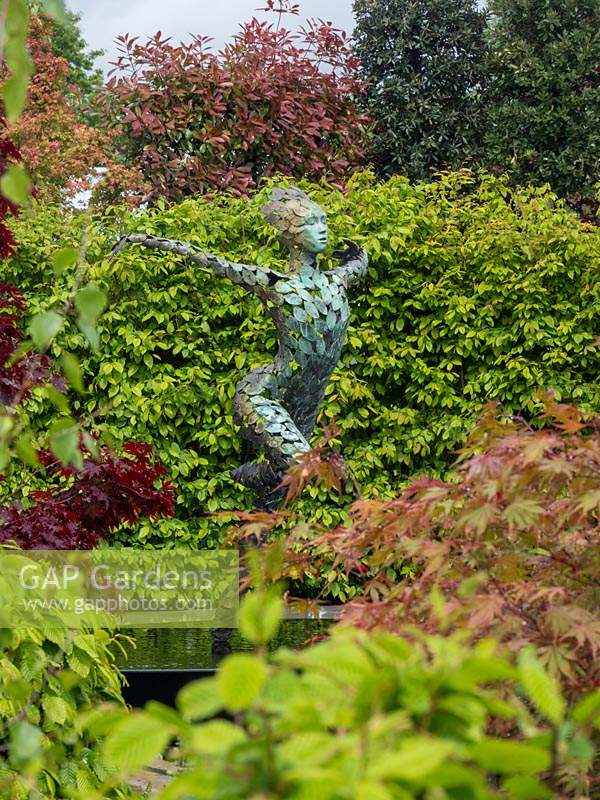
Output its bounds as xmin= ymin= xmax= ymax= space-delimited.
xmin=232 ymin=372 xmax=311 ymax=507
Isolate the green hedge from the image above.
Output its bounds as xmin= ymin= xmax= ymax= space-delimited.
xmin=4 ymin=171 xmax=600 ymax=547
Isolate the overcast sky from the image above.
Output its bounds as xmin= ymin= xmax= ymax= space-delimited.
xmin=67 ymin=0 xmax=356 ymax=72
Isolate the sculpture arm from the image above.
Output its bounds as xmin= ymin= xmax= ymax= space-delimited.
xmin=111 ymin=233 xmax=282 ymax=291
xmin=327 ymin=239 xmax=369 ymax=287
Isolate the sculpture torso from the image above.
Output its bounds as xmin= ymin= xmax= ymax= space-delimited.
xmin=236 ymin=263 xmax=351 ymax=444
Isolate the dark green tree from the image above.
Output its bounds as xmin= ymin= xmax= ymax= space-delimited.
xmin=484 ymin=0 xmax=600 ymax=197
xmin=353 ymin=0 xmax=488 ymax=180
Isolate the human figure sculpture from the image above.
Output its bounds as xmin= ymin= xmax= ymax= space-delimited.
xmin=113 ymin=188 xmax=368 ymax=509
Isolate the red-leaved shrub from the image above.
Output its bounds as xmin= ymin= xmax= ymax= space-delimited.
xmin=101 ymin=11 xmax=368 ymax=204
xmin=234 ymin=399 xmax=600 ymax=698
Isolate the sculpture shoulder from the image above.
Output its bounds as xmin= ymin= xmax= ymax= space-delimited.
xmin=324 ymin=240 xmax=368 ymax=287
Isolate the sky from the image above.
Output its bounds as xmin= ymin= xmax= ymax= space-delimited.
xmin=67 ymin=0 xmax=356 ymax=73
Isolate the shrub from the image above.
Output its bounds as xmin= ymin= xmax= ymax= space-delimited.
xmin=249 ymin=399 xmax=600 ymax=701
xmin=483 ymin=0 xmax=600 ymax=197
xmin=0 ymin=283 xmax=174 ymax=548
xmin=0 ymin=585 xmax=132 ymax=798
xmin=100 ymin=10 xmax=368 ymax=204
xmin=353 ymin=0 xmax=488 ymax=180
xmin=4 ymin=171 xmax=600 ymax=549
xmin=97 ymin=592 xmax=599 ymax=799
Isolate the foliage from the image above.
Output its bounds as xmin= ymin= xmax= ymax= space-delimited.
xmin=4 ymin=171 xmax=600 ymax=554
xmin=96 ymin=591 xmax=599 ymax=799
xmin=0 ymin=120 xmax=22 ymax=258
xmin=483 ymin=0 xmax=600 ymax=197
xmin=244 ymin=400 xmax=600 ymax=704
xmin=99 ymin=10 xmax=368 ymax=205
xmin=0 ymin=283 xmax=174 ymax=549
xmin=353 ymin=0 xmax=488 ymax=181
xmin=41 ymin=5 xmax=104 ymax=122
xmin=0 ymin=558 xmax=133 ymax=799
xmin=0 ymin=14 xmax=115 ymax=203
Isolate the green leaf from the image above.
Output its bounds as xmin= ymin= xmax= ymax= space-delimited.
xmin=15 ymin=434 xmax=39 ymax=466
xmin=191 ymin=719 xmax=246 ymax=754
xmin=0 ymin=163 xmax=31 ymax=205
xmin=75 ymin=284 xmax=107 ymax=350
xmin=471 ymin=739 xmax=551 ymax=774
xmin=216 ymin=653 xmax=267 ymax=711
xmin=40 ymin=0 xmax=68 ymax=23
xmin=9 ymin=721 xmax=43 ymax=765
xmin=61 ymin=352 xmax=84 ymax=394
xmin=572 ymin=689 xmax=600 ymax=726
xmin=42 ymin=695 xmax=69 ymax=725
xmin=518 ymin=648 xmax=565 ymax=725
xmin=177 ymin=677 xmax=223 ymax=721
xmin=502 ymin=775 xmax=552 ymax=799
xmin=29 ymin=310 xmax=64 ymax=350
xmin=239 ymin=590 xmax=283 ymax=645
xmin=369 ymin=737 xmax=457 ymax=781
xmin=103 ymin=712 xmax=172 ymax=774
xmin=51 ymin=247 xmax=78 ymax=276
xmin=75 ymin=284 xmax=107 ymax=325
xmin=49 ymin=419 xmax=82 ymax=469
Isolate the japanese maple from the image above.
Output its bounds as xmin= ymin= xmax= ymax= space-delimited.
xmin=234 ymin=399 xmax=600 ymax=698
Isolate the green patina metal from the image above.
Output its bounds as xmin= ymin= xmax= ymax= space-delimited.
xmin=113 ymin=188 xmax=368 ymax=508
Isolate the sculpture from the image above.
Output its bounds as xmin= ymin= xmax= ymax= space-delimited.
xmin=113 ymin=188 xmax=368 ymax=509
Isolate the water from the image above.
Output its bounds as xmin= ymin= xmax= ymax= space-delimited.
xmin=115 ymin=619 xmax=334 ymax=670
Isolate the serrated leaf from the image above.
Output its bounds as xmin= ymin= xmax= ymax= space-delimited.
xmin=61 ymin=352 xmax=84 ymax=393
xmin=29 ymin=310 xmax=64 ymax=350
xmin=239 ymin=590 xmax=283 ymax=645
xmin=50 ymin=420 xmax=82 ymax=469
xmin=51 ymin=247 xmax=78 ymax=276
xmin=471 ymin=739 xmax=551 ymax=774
xmin=216 ymin=653 xmax=267 ymax=711
xmin=369 ymin=737 xmax=457 ymax=781
xmin=9 ymin=721 xmax=43 ymax=765
xmin=103 ymin=712 xmax=172 ymax=774
xmin=42 ymin=695 xmax=68 ymax=725
xmin=177 ymin=677 xmax=223 ymax=721
xmin=518 ymin=648 xmax=565 ymax=725
xmin=191 ymin=719 xmax=246 ymax=754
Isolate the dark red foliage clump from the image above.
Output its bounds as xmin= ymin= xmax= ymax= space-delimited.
xmin=0 ymin=287 xmax=175 ymax=550
xmin=0 ymin=283 xmax=61 ymax=405
xmin=0 ymin=443 xmax=175 ymax=549
xmin=0 ymin=120 xmax=21 ymax=259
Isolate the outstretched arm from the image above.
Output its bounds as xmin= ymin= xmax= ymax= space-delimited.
xmin=111 ymin=233 xmax=283 ymax=292
xmin=326 ymin=239 xmax=369 ymax=287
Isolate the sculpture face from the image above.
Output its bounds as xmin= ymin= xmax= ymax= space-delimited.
xmin=295 ymin=208 xmax=328 ymax=254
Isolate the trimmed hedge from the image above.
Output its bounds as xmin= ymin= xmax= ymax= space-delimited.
xmin=4 ymin=171 xmax=600 ymax=547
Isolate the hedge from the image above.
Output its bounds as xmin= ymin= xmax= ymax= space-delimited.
xmin=4 ymin=171 xmax=600 ymax=548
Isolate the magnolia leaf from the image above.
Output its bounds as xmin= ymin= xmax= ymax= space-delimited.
xmin=29 ymin=311 xmax=64 ymax=350
xmin=216 ymin=653 xmax=267 ymax=711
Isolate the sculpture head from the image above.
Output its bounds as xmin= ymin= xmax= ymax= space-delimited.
xmin=262 ymin=188 xmax=328 ymax=255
